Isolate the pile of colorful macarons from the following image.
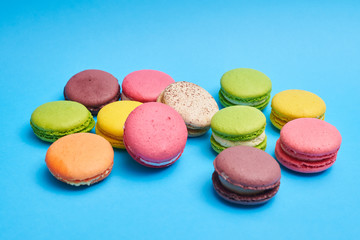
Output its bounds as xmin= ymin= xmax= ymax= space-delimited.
xmin=30 ymin=68 xmax=342 ymax=205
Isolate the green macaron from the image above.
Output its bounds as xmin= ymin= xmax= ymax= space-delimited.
xmin=30 ymin=101 xmax=95 ymax=142
xmin=210 ymin=106 xmax=267 ymax=153
xmin=219 ymin=68 xmax=272 ymax=110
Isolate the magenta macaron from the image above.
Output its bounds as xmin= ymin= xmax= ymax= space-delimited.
xmin=275 ymin=118 xmax=342 ymax=173
xmin=123 ymin=102 xmax=187 ymax=168
xmin=121 ymin=70 xmax=175 ymax=102
xmin=212 ymin=146 xmax=281 ymax=205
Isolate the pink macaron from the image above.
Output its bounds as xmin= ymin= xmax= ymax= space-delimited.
xmin=275 ymin=118 xmax=342 ymax=173
xmin=121 ymin=70 xmax=175 ymax=102
xmin=123 ymin=102 xmax=188 ymax=168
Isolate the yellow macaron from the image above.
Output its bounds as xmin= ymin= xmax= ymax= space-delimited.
xmin=95 ymin=100 xmax=142 ymax=148
xmin=270 ymin=89 xmax=326 ymax=129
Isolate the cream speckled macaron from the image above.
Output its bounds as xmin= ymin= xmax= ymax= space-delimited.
xmin=157 ymin=81 xmax=219 ymax=137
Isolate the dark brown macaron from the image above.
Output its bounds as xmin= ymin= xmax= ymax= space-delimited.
xmin=212 ymin=145 xmax=281 ymax=205
xmin=64 ymin=69 xmax=121 ymax=115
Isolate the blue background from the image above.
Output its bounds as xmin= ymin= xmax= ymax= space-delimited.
xmin=1 ymin=1 xmax=359 ymax=239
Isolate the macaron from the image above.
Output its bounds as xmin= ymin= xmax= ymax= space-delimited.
xmin=123 ymin=102 xmax=188 ymax=168
xmin=157 ymin=81 xmax=219 ymax=137
xmin=210 ymin=106 xmax=267 ymax=153
xmin=45 ymin=133 xmax=114 ymax=186
xmin=212 ymin=146 xmax=281 ymax=205
xmin=275 ymin=118 xmax=342 ymax=173
xmin=30 ymin=101 xmax=95 ymax=142
xmin=121 ymin=69 xmax=175 ymax=102
xmin=219 ymin=68 xmax=272 ymax=110
xmin=270 ymin=89 xmax=326 ymax=129
xmin=95 ymin=100 xmax=142 ymax=148
xmin=64 ymin=69 xmax=121 ymax=115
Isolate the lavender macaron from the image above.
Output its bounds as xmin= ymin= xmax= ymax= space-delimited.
xmin=212 ymin=146 xmax=281 ymax=205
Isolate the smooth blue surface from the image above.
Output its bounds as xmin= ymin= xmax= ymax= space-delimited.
xmin=1 ymin=1 xmax=359 ymax=239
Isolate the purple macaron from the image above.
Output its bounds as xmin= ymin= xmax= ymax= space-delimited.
xmin=212 ymin=146 xmax=281 ymax=205
xmin=64 ymin=69 xmax=121 ymax=115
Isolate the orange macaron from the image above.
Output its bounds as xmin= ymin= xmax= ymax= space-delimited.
xmin=45 ymin=133 xmax=114 ymax=186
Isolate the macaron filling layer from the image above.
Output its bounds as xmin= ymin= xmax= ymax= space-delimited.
xmin=50 ymin=165 xmax=113 ymax=186
xmin=212 ymin=131 xmax=266 ymax=148
xmin=218 ymin=175 xmax=263 ymax=195
xmin=30 ymin=116 xmax=95 ymax=142
xmin=212 ymin=172 xmax=280 ymax=205
xmin=275 ymin=141 xmax=337 ymax=173
xmin=280 ymin=142 xmax=339 ymax=161
xmin=271 ymin=109 xmax=325 ymax=129
xmin=139 ymin=152 xmax=182 ymax=167
xmin=125 ymin=141 xmax=183 ymax=168
xmin=95 ymin=124 xmax=124 ymax=148
xmin=220 ymin=89 xmax=270 ymax=106
xmin=210 ymin=135 xmax=267 ymax=153
xmin=212 ymin=124 xmax=265 ymax=142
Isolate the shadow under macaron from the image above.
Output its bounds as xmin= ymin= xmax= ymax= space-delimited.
xmin=36 ymin=165 xmax=100 ymax=192
xmin=113 ymin=148 xmax=180 ymax=181
xmin=202 ymin=178 xmax=276 ymax=210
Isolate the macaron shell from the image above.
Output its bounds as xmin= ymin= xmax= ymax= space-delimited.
xmin=95 ymin=101 xmax=142 ymax=148
xmin=157 ymin=81 xmax=219 ymax=132
xmin=280 ymin=118 xmax=342 ymax=158
xmin=122 ymin=70 xmax=175 ymax=102
xmin=270 ymin=112 xmax=287 ymax=130
xmin=275 ymin=140 xmax=337 ymax=173
xmin=30 ymin=101 xmax=95 ymax=142
xmin=123 ymin=102 xmax=187 ymax=164
xmin=220 ymin=68 xmax=272 ymax=99
xmin=271 ymin=89 xmax=326 ymax=119
xmin=210 ymin=134 xmax=267 ymax=153
xmin=211 ymin=106 xmax=266 ymax=140
xmin=219 ymin=90 xmax=270 ymax=110
xmin=212 ymin=172 xmax=280 ymax=205
xmin=64 ymin=69 xmax=120 ymax=113
xmin=45 ymin=133 xmax=114 ymax=185
xmin=95 ymin=124 xmax=124 ymax=148
xmin=187 ymin=126 xmax=210 ymax=137
xmin=214 ymin=146 xmax=281 ymax=190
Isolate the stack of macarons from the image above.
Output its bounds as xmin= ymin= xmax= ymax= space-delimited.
xmin=30 ymin=66 xmax=342 ymax=208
